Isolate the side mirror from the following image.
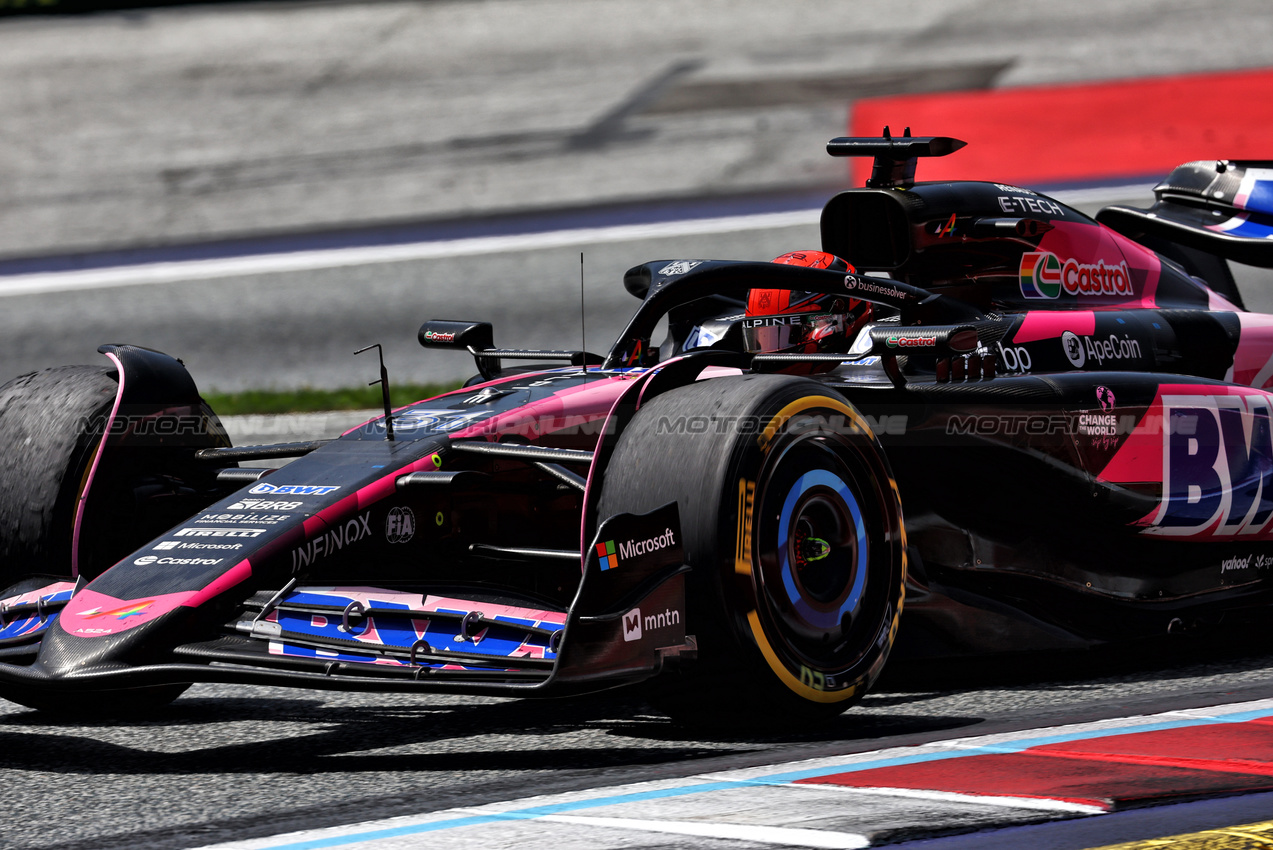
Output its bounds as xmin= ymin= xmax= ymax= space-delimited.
xmin=418 ymin=320 xmax=494 ymax=352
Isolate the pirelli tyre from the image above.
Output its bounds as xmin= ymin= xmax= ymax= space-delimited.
xmin=0 ymin=366 xmax=119 ymax=583
xmin=596 ymin=374 xmax=906 ymax=723
xmin=0 ymin=366 xmax=194 ymax=714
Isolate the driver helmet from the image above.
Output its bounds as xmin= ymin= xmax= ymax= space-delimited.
xmin=743 ymin=251 xmax=869 ymax=354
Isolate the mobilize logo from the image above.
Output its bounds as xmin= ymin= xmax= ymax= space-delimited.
xmin=291 ymin=512 xmax=373 ymax=573
xmin=134 ymin=555 xmax=222 ymax=567
xmin=249 ymin=483 xmax=340 ymax=496
xmin=196 ymin=513 xmax=288 ymax=525
xmin=1019 ymin=252 xmax=1133 ymax=299
xmin=227 ymin=499 xmax=303 ymax=511
xmin=596 ymin=528 xmax=676 ymax=571
xmin=622 ymin=606 xmax=682 ymax=642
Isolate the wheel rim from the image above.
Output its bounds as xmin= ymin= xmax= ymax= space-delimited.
xmin=775 ymin=466 xmax=867 ymax=637
xmin=756 ymin=435 xmax=879 ymax=661
xmin=743 ymin=400 xmax=902 ymax=702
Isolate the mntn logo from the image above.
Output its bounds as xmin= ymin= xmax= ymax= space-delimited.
xmin=623 ymin=607 xmax=642 ymax=642
xmin=622 ymin=606 xmax=681 ymax=642
xmin=596 ymin=539 xmax=618 ymax=570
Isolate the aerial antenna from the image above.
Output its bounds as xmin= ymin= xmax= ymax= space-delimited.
xmin=354 ymin=343 xmax=395 ymax=441
xmin=580 ymin=252 xmax=587 ymax=380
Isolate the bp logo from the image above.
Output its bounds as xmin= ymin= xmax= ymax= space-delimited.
xmin=1019 ymin=252 xmax=1062 ymax=299
xmin=596 ymin=540 xmax=618 ymax=571
xmin=385 ymin=507 xmax=416 ymax=544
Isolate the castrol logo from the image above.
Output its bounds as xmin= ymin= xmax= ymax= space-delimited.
xmin=1020 ymin=252 xmax=1133 ymax=299
xmin=885 ymin=335 xmax=937 ymax=348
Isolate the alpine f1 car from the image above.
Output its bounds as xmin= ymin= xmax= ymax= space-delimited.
xmin=3 ymin=131 xmax=1273 ymax=720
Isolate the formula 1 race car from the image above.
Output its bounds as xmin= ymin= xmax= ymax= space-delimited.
xmin=3 ymin=131 xmax=1273 ymax=721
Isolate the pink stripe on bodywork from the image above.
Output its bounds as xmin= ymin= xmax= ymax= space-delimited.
xmin=1227 ymin=312 xmax=1273 ymax=388
xmin=59 ymin=561 xmax=256 ymax=638
xmin=1013 ymin=311 xmax=1096 ymax=344
xmin=447 ymin=374 xmax=634 ymax=441
xmin=309 ymin=455 xmax=444 ymax=529
xmin=71 ymin=352 xmax=126 ymax=578
xmin=60 ymin=587 xmax=192 ymax=636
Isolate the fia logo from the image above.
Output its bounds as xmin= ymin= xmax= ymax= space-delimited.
xmin=385 ymin=507 xmax=416 ymax=544
xmin=623 ymin=607 xmax=642 ymax=642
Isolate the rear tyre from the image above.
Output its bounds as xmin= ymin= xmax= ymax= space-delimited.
xmin=597 ymin=374 xmax=906 ymax=724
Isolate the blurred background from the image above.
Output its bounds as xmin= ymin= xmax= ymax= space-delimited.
xmin=1 ymin=0 xmax=1272 ymax=393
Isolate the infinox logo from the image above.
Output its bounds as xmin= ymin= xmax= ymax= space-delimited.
xmin=1019 ymin=251 xmax=1133 ymax=299
xmin=291 ymin=512 xmax=373 ymax=572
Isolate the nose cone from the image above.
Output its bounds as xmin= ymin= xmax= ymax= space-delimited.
xmin=34 ymin=595 xmax=192 ymax=682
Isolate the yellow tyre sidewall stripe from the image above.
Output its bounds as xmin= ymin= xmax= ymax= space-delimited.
xmin=744 ymin=394 xmax=904 ymax=704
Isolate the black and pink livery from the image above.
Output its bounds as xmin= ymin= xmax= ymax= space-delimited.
xmin=2 ymin=134 xmax=1273 ymax=718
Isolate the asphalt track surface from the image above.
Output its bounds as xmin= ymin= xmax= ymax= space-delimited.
xmin=5 ymin=636 xmax=1273 ymax=850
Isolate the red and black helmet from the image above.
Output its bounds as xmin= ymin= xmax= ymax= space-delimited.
xmin=743 ymin=251 xmax=870 ymax=354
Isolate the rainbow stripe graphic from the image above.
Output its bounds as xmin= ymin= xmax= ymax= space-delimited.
xmin=85 ymin=600 xmax=156 ymax=620
xmin=1019 ymin=251 xmax=1062 ymax=299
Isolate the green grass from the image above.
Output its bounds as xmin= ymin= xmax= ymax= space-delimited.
xmin=203 ymin=382 xmax=463 ymax=416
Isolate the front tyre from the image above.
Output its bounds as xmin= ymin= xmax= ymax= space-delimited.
xmin=597 ymin=375 xmax=906 ymax=722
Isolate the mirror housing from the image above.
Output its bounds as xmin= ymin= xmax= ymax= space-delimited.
xmin=418 ymin=320 xmax=494 ymax=351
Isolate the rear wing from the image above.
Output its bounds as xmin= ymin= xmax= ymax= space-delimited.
xmin=1097 ymin=160 xmax=1273 ymax=269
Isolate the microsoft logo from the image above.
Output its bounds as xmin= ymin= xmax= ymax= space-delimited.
xmin=596 ymin=540 xmax=618 ymax=571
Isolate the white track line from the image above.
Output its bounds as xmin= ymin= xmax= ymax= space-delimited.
xmin=774 ymin=783 xmax=1105 ymax=814
xmin=467 ymin=812 xmax=871 ymax=849
xmin=0 ymin=210 xmax=821 ymax=298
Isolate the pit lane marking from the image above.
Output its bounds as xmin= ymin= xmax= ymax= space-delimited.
xmin=190 ymin=698 xmax=1273 ymax=850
